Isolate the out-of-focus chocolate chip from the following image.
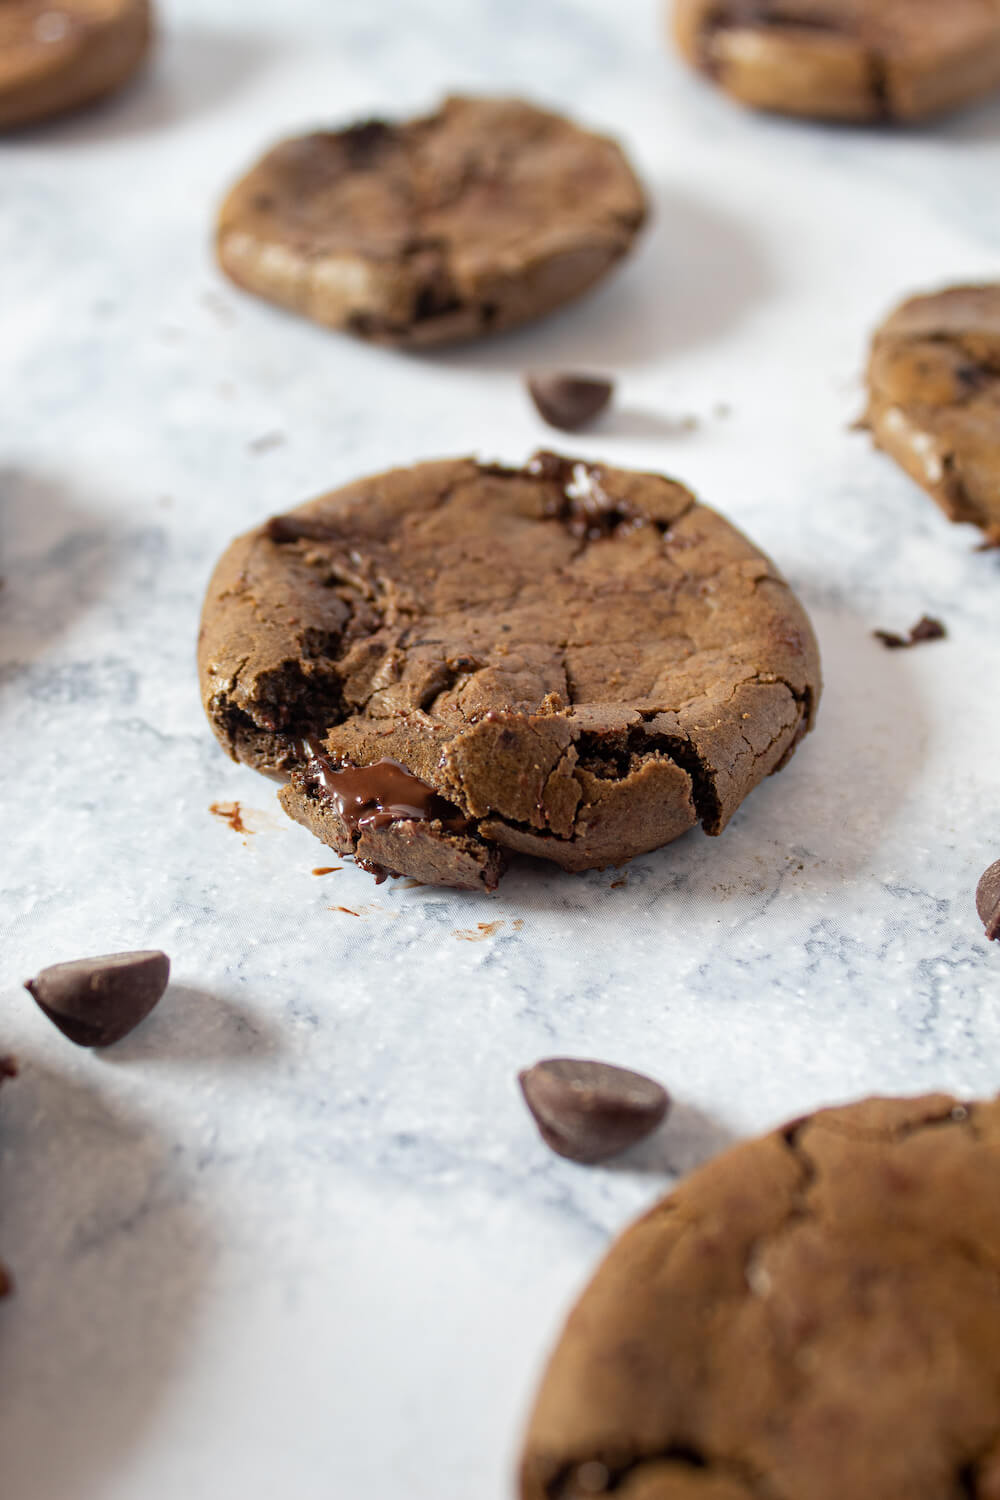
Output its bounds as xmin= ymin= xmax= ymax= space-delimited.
xmin=526 ymin=373 xmax=614 ymax=432
xmin=976 ymin=861 xmax=1000 ymax=942
xmin=518 ymin=1057 xmax=670 ymax=1163
xmin=874 ymin=615 xmax=947 ymax=649
xmin=24 ymin=950 xmax=171 ymax=1048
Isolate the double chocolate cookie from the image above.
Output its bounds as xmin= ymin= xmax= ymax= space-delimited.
xmin=521 ymin=1091 xmax=1000 ymax=1500
xmin=0 ymin=0 xmax=152 ymax=129
xmin=672 ymin=0 xmax=1000 ymax=122
xmin=198 ymin=453 xmax=821 ymax=891
xmin=866 ymin=284 xmax=1000 ymax=543
xmin=215 ymin=96 xmax=647 ymax=347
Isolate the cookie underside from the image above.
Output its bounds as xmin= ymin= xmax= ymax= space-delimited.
xmin=198 ymin=455 xmax=821 ymax=890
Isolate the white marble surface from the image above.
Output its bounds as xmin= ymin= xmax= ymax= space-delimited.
xmin=2 ymin=1 xmax=1000 ymax=1495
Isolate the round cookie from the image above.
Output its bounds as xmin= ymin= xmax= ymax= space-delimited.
xmin=866 ymin=284 xmax=1000 ymax=543
xmin=672 ymin=0 xmax=1000 ymax=123
xmin=215 ymin=96 xmax=648 ymax=347
xmin=0 ymin=0 xmax=152 ymax=130
xmin=198 ymin=452 xmax=821 ymax=891
xmin=521 ymin=1091 xmax=1000 ymax=1500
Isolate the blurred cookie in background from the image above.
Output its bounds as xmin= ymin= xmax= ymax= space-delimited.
xmin=216 ymin=95 xmax=648 ymax=347
xmin=672 ymin=0 xmax=1000 ymax=123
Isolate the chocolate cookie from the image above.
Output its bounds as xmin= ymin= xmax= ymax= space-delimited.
xmin=672 ymin=0 xmax=1000 ymax=122
xmin=198 ymin=453 xmax=820 ymax=891
xmin=521 ymin=1091 xmax=1000 ymax=1500
xmin=215 ymin=96 xmax=647 ymax=347
xmin=0 ymin=1056 xmax=15 ymax=1299
xmin=866 ymin=285 xmax=1000 ymax=543
xmin=0 ymin=0 xmax=152 ymax=130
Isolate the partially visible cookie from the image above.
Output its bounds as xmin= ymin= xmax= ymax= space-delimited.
xmin=0 ymin=1056 xmax=16 ymax=1299
xmin=672 ymin=0 xmax=1000 ymax=123
xmin=215 ymin=96 xmax=647 ymax=347
xmin=866 ymin=284 xmax=1000 ymax=542
xmin=198 ymin=452 xmax=821 ymax=891
xmin=521 ymin=1091 xmax=1000 ymax=1500
xmin=0 ymin=0 xmax=152 ymax=129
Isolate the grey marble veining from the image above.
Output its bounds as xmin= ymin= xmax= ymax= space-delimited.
xmin=2 ymin=1 xmax=1000 ymax=1496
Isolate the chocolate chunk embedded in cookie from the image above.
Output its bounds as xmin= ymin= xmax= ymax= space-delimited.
xmin=521 ymin=1091 xmax=1000 ymax=1500
xmin=672 ymin=0 xmax=1000 ymax=122
xmin=866 ymin=285 xmax=1000 ymax=542
xmin=198 ymin=453 xmax=820 ymax=891
xmin=215 ymin=96 xmax=647 ymax=347
xmin=0 ymin=0 xmax=153 ymax=130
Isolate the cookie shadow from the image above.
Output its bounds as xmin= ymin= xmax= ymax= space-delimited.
xmin=603 ymin=1099 xmax=736 ymax=1177
xmin=101 ymin=984 xmax=285 ymax=1066
xmin=0 ymin=468 xmax=115 ymax=683
xmin=3 ymin=26 xmax=271 ymax=145
xmin=0 ymin=1060 xmax=211 ymax=1500
xmin=417 ymin=182 xmax=772 ymax=373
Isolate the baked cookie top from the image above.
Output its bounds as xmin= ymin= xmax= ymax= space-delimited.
xmin=672 ymin=0 xmax=1000 ymax=122
xmin=866 ymin=284 xmax=1000 ymax=541
xmin=522 ymin=1091 xmax=1000 ymax=1500
xmin=198 ymin=454 xmax=820 ymax=890
xmin=0 ymin=0 xmax=152 ymax=129
xmin=215 ymin=96 xmax=647 ymax=346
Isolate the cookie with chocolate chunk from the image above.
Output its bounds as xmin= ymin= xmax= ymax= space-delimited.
xmin=672 ymin=0 xmax=1000 ymax=122
xmin=198 ymin=453 xmax=821 ymax=891
xmin=0 ymin=0 xmax=152 ymax=130
xmin=215 ymin=95 xmax=647 ymax=346
xmin=521 ymin=1091 xmax=1000 ymax=1500
xmin=866 ymin=284 xmax=1000 ymax=542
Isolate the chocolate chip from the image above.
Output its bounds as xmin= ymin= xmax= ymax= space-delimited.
xmin=24 ymin=950 xmax=170 ymax=1048
xmin=976 ymin=861 xmax=1000 ymax=942
xmin=518 ymin=1057 xmax=670 ymax=1163
xmin=526 ymin=374 xmax=614 ymax=433
xmin=874 ymin=615 xmax=947 ymax=650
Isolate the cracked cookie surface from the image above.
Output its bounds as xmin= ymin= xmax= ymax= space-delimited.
xmin=866 ymin=284 xmax=1000 ymax=543
xmin=198 ymin=453 xmax=820 ymax=890
xmin=521 ymin=1092 xmax=1000 ymax=1500
xmin=0 ymin=0 xmax=152 ymax=129
xmin=215 ymin=95 xmax=647 ymax=347
xmin=671 ymin=0 xmax=1000 ymax=122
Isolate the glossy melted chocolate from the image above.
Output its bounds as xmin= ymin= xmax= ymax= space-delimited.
xmin=301 ymin=745 xmax=453 ymax=833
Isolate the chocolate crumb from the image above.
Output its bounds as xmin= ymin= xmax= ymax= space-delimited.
xmin=874 ymin=615 xmax=947 ymax=650
xmin=519 ymin=1057 xmax=670 ymax=1163
xmin=24 ymin=951 xmax=170 ymax=1048
xmin=976 ymin=861 xmax=1000 ymax=942
xmin=210 ymin=801 xmax=248 ymax=833
xmin=311 ymin=866 xmax=341 ymax=875
xmin=527 ymin=373 xmax=614 ymax=432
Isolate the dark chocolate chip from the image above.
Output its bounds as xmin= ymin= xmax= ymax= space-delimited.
xmin=24 ymin=950 xmax=170 ymax=1048
xmin=874 ymin=615 xmax=947 ymax=650
xmin=0 ymin=1056 xmax=17 ymax=1081
xmin=526 ymin=374 xmax=614 ymax=433
xmin=518 ymin=1057 xmax=670 ymax=1163
xmin=976 ymin=861 xmax=1000 ymax=942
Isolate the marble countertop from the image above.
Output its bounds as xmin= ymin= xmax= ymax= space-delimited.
xmin=2 ymin=1 xmax=1000 ymax=1496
